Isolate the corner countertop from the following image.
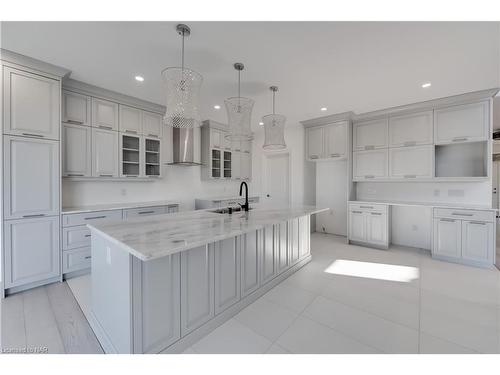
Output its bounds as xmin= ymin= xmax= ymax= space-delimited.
xmin=349 ymin=199 xmax=497 ymax=211
xmin=62 ymin=200 xmax=181 ymax=214
xmin=87 ymin=205 xmax=328 ymax=261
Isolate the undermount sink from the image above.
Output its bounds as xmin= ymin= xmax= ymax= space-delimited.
xmin=210 ymin=206 xmax=253 ymax=214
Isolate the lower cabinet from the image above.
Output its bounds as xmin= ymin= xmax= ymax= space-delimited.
xmin=289 ymin=218 xmax=300 ymax=265
xmin=240 ymin=231 xmax=260 ymax=298
xmin=261 ymin=225 xmax=277 ymax=284
xmin=180 ymin=245 xmax=215 ymax=336
xmin=432 ymin=208 xmax=495 ymax=266
xmin=275 ymin=222 xmax=289 ymax=274
xmin=63 ymin=247 xmax=91 ymax=273
xmin=299 ymin=216 xmax=311 ymax=258
xmin=348 ymin=203 xmax=389 ymax=249
xmin=214 ymin=238 xmax=240 ymax=314
xmin=4 ymin=216 xmax=60 ymax=288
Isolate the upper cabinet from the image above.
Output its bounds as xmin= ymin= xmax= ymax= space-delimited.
xmin=434 ymin=101 xmax=489 ymax=144
xmin=119 ymin=105 xmax=142 ymax=134
xmin=142 ymin=111 xmax=163 ymax=138
xmin=62 ymin=90 xmax=91 ymax=126
xmin=388 ymin=145 xmax=434 ymax=179
xmin=62 ymin=123 xmax=92 ymax=177
xmin=388 ymin=110 xmax=433 ymax=147
xmin=92 ymin=128 xmax=119 ymax=177
xmin=306 ymin=121 xmax=348 ymax=161
xmin=353 ymin=118 xmax=388 ymax=151
xmin=352 ymin=149 xmax=388 ymax=180
xmin=3 ymin=67 xmax=60 ymax=140
xmin=92 ymin=98 xmax=119 ymax=131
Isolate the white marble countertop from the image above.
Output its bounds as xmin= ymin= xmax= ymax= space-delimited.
xmin=62 ymin=200 xmax=180 ymax=214
xmin=349 ymin=199 xmax=497 ymax=211
xmin=88 ymin=205 xmax=328 ymax=261
xmin=195 ymin=195 xmax=259 ymax=202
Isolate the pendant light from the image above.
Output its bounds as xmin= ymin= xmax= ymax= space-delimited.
xmin=162 ymin=24 xmax=203 ymax=128
xmin=225 ymin=63 xmax=254 ymax=141
xmin=262 ymin=86 xmax=286 ymax=150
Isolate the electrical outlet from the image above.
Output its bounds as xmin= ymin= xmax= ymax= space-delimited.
xmin=121 ymin=188 xmax=127 ymax=196
xmin=434 ymin=189 xmax=440 ymax=197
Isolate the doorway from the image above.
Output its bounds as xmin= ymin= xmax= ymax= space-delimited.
xmin=262 ymin=152 xmax=291 ymax=208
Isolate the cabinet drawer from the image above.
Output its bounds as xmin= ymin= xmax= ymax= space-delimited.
xmin=433 ymin=208 xmax=495 ymax=223
xmin=62 ymin=209 xmax=123 ymax=227
xmin=63 ymin=247 xmax=91 ymax=273
xmin=123 ymin=206 xmax=167 ymax=218
xmin=349 ymin=203 xmax=388 ymax=213
xmin=62 ymin=225 xmax=91 ymax=250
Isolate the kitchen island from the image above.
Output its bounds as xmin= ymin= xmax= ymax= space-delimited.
xmin=87 ymin=206 xmax=327 ymax=354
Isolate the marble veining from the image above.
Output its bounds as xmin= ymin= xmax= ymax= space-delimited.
xmin=350 ymin=200 xmax=497 ymax=211
xmin=88 ymin=206 xmax=327 ymax=261
xmin=62 ymin=200 xmax=180 ymax=214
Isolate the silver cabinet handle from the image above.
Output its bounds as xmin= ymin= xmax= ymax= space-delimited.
xmin=98 ymin=125 xmax=113 ymax=130
xmin=452 ymin=212 xmax=473 ymax=217
xmin=364 ymin=145 xmax=375 ymax=150
xmin=99 ymin=174 xmax=113 ymax=177
xmin=148 ymin=134 xmax=159 ymax=138
xmin=84 ymin=216 xmax=106 ymax=220
xmin=330 ymin=153 xmax=340 ymax=157
xmin=469 ymin=221 xmax=486 ymax=225
xmin=310 ymin=155 xmax=319 ymax=159
xmin=22 ymin=133 xmax=44 ymax=137
xmin=138 ymin=211 xmax=155 ymax=215
xmin=22 ymin=214 xmax=46 ymax=218
xmin=84 ymin=234 xmax=91 ymax=237
xmin=440 ymin=218 xmax=456 ymax=222
xmin=66 ymin=119 xmax=84 ymax=125
xmin=66 ymin=173 xmax=84 ymax=177
xmin=371 ymin=212 xmax=382 ymax=216
xmin=452 ymin=137 xmax=468 ymax=142
xmin=84 ymin=256 xmax=92 ymax=260
xmin=404 ymin=175 xmax=417 ymax=179
xmin=403 ymin=141 xmax=416 ymax=146
xmin=360 ymin=206 xmax=373 ymax=209
xmin=351 ymin=210 xmax=363 ymax=214
xmin=364 ymin=175 xmax=375 ymax=179
xmin=125 ymin=129 xmax=137 ymax=134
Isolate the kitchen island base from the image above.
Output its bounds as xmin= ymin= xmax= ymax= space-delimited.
xmin=89 ymin=215 xmax=313 ymax=354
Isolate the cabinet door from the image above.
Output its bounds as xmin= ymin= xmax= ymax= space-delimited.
xmin=434 ymin=101 xmax=489 ymax=144
xmin=142 ymin=111 xmax=163 ymax=138
xmin=289 ymin=218 xmax=300 ymax=265
xmin=119 ymin=105 xmax=142 ymax=134
xmin=276 ymin=222 xmax=289 ymax=274
xmin=214 ymin=238 xmax=240 ymax=314
xmin=240 ymin=152 xmax=251 ymax=180
xmin=299 ymin=216 xmax=310 ymax=258
xmin=261 ymin=225 xmax=277 ymax=284
xmin=4 ymin=136 xmax=59 ymax=219
xmin=389 ymin=111 xmax=433 ymax=147
xmin=325 ymin=122 xmax=347 ymax=159
xmin=461 ymin=221 xmax=493 ymax=263
xmin=4 ymin=216 xmax=60 ymax=288
xmin=139 ymin=254 xmax=180 ymax=353
xmin=120 ymin=133 xmax=142 ymax=177
xmin=366 ymin=212 xmax=388 ymax=246
xmin=348 ymin=210 xmax=366 ymax=242
xmin=221 ymin=131 xmax=231 ymax=150
xmin=353 ymin=118 xmax=388 ymax=151
xmin=353 ymin=149 xmax=388 ymax=180
xmin=180 ymin=245 xmax=214 ymax=336
xmin=3 ymin=67 xmax=60 ymax=139
xmin=307 ymin=127 xmax=324 ymax=160
xmin=433 ymin=218 xmax=462 ymax=258
xmin=62 ymin=90 xmax=91 ymax=126
xmin=241 ymin=140 xmax=251 ymax=153
xmin=232 ymin=152 xmax=241 ymax=180
xmin=240 ymin=231 xmax=260 ymax=298
xmin=63 ymin=123 xmax=92 ymax=177
xmin=211 ymin=129 xmax=221 ymax=148
xmin=144 ymin=137 xmax=161 ymax=177
xmin=92 ymin=128 xmax=119 ymax=177
xmin=92 ymin=98 xmax=118 ymax=130
xmin=388 ymin=145 xmax=434 ymax=179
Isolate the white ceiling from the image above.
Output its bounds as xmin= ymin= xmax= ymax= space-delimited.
xmin=1 ymin=22 xmax=499 ymax=129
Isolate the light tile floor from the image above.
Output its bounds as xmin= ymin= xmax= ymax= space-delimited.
xmin=3 ymin=232 xmax=500 ymax=354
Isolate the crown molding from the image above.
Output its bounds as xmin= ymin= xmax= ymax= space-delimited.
xmin=300 ymin=111 xmax=354 ymax=128
xmin=0 ymin=48 xmax=71 ymax=79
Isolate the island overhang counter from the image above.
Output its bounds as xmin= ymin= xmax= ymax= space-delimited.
xmin=87 ymin=206 xmax=327 ymax=354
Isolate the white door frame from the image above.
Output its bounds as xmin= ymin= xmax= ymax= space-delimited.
xmin=261 ymin=150 xmax=292 ymax=207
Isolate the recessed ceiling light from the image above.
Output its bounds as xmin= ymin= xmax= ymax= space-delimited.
xmin=259 ymin=122 xmax=264 ymax=126
xmin=320 ymin=107 xmax=327 ymax=111
xmin=135 ymin=76 xmax=144 ymax=82
xmin=422 ymin=82 xmax=431 ymax=88
xmin=214 ymin=105 xmax=221 ymax=110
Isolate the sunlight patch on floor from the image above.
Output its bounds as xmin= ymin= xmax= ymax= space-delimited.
xmin=324 ymin=259 xmax=420 ymax=283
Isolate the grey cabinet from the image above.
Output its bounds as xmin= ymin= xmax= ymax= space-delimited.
xmin=3 ymin=67 xmax=60 ymax=140
xmin=119 ymin=105 xmax=142 ymax=134
xmin=214 ymin=238 xmax=240 ymax=314
xmin=142 ymin=111 xmax=163 ymax=138
xmin=180 ymin=245 xmax=215 ymax=336
xmin=62 ymin=90 xmax=91 ymax=126
xmin=92 ymin=128 xmax=119 ymax=177
xmin=3 ymin=136 xmax=60 ymax=219
xmin=62 ymin=123 xmax=92 ymax=177
xmin=299 ymin=215 xmax=311 ymax=258
xmin=433 ymin=218 xmax=462 ymax=258
xmin=92 ymin=98 xmax=118 ymax=131
xmin=240 ymin=231 xmax=260 ymax=298
xmin=289 ymin=218 xmax=300 ymax=265
xmin=4 ymin=216 xmax=60 ymax=288
xmin=276 ymin=222 xmax=289 ymax=274
xmin=261 ymin=225 xmax=277 ymax=284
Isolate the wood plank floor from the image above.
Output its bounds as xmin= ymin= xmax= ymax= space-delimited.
xmin=1 ymin=281 xmax=103 ymax=354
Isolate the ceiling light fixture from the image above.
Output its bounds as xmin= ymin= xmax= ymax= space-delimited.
xmin=422 ymin=82 xmax=432 ymax=88
xmin=259 ymin=122 xmax=264 ymax=126
xmin=225 ymin=63 xmax=254 ymax=141
xmin=321 ymin=107 xmax=327 ymax=111
xmin=162 ymin=24 xmax=203 ymax=129
xmin=214 ymin=105 xmax=221 ymax=110
xmin=135 ymin=76 xmax=144 ymax=82
xmin=262 ymin=86 xmax=286 ymax=150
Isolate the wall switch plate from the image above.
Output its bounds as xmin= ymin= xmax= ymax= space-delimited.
xmin=433 ymin=189 xmax=440 ymax=197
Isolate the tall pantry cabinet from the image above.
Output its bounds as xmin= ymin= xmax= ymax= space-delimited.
xmin=1 ymin=52 xmax=67 ymax=296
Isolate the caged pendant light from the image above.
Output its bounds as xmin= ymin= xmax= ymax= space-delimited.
xmin=225 ymin=63 xmax=254 ymax=142
xmin=162 ymin=24 xmax=203 ymax=128
xmin=262 ymin=86 xmax=286 ymax=150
